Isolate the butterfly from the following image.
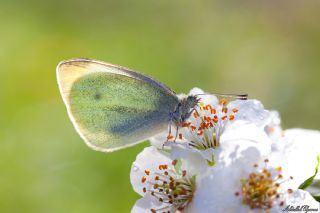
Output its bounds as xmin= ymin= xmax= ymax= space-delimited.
xmin=57 ymin=58 xmax=247 ymax=152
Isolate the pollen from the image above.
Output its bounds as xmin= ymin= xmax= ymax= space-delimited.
xmin=175 ymin=98 xmax=239 ymax=150
xmin=232 ymin=108 xmax=238 ymax=113
xmin=197 ymin=130 xmax=203 ymax=136
xmin=140 ymin=162 xmax=195 ymax=212
xmin=182 ymin=122 xmax=191 ymax=127
xmin=236 ymin=159 xmax=294 ymax=210
xmin=167 ymin=134 xmax=174 ymax=140
xmin=145 ymin=170 xmax=150 ymax=175
xmin=172 ymin=160 xmax=178 ymax=166
xmin=141 ymin=176 xmax=147 ymax=183
xmin=220 ymin=98 xmax=227 ymax=106
xmin=222 ymin=107 xmax=228 ymax=113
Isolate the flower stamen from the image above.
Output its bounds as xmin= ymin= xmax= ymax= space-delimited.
xmin=235 ymin=159 xmax=294 ymax=210
xmin=140 ymin=160 xmax=196 ymax=212
xmin=171 ymin=99 xmax=239 ymax=150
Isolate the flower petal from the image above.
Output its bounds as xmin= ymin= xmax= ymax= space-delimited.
xmin=271 ymin=189 xmax=319 ymax=213
xmin=269 ymin=128 xmax=320 ymax=187
xmin=131 ymin=194 xmax=170 ymax=213
xmin=130 ymin=146 xmax=172 ymax=195
xmin=228 ymin=99 xmax=270 ymax=128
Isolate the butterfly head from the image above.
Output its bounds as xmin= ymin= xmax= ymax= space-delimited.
xmin=186 ymin=95 xmax=201 ymax=109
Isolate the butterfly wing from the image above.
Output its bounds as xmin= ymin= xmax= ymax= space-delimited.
xmin=57 ymin=58 xmax=179 ymax=152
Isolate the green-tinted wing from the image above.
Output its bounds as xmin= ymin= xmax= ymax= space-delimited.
xmin=57 ymin=58 xmax=179 ymax=152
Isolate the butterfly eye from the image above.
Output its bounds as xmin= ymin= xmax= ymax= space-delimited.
xmin=187 ymin=96 xmax=198 ymax=105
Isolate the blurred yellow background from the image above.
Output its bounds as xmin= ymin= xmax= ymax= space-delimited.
xmin=1 ymin=1 xmax=320 ymax=212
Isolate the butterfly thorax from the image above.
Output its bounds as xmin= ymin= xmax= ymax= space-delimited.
xmin=170 ymin=95 xmax=200 ymax=126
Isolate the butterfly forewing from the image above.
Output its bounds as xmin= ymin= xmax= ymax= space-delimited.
xmin=57 ymin=59 xmax=179 ymax=152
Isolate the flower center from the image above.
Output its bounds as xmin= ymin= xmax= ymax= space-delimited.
xmin=235 ymin=159 xmax=293 ymax=210
xmin=141 ymin=160 xmax=196 ymax=212
xmin=167 ymin=98 xmax=238 ymax=150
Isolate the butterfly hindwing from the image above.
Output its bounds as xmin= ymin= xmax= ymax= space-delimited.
xmin=57 ymin=59 xmax=179 ymax=152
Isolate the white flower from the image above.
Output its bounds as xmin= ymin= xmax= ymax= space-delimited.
xmin=130 ymin=146 xmax=198 ymax=213
xmin=150 ymin=88 xmax=272 ymax=170
xmin=190 ymin=138 xmax=319 ymax=213
xmin=264 ymin=111 xmax=283 ymax=141
xmin=271 ymin=128 xmax=320 ymax=182
xmin=167 ymin=123 xmax=273 ymax=175
xmin=151 ymin=88 xmax=270 ymax=146
xmin=130 ymin=87 xmax=320 ymax=212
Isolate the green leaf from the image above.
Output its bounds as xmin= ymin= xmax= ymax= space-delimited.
xmin=299 ymin=155 xmax=320 ymax=190
xmin=312 ymin=195 xmax=320 ymax=202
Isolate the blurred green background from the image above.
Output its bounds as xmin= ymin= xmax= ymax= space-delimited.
xmin=1 ymin=0 xmax=320 ymax=212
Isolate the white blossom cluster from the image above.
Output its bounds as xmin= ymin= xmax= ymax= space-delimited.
xmin=130 ymin=88 xmax=320 ymax=213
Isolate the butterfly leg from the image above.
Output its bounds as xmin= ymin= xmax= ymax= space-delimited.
xmin=162 ymin=114 xmax=174 ymax=149
xmin=167 ymin=113 xmax=174 ymax=140
xmin=174 ymin=125 xmax=179 ymax=142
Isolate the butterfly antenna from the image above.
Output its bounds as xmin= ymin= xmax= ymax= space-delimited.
xmin=195 ymin=93 xmax=248 ymax=100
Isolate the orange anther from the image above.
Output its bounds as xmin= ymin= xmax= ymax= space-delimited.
xmin=197 ymin=130 xmax=203 ymax=136
xmin=191 ymin=125 xmax=196 ymax=131
xmin=220 ymin=98 xmax=227 ymax=105
xmin=193 ymin=112 xmax=199 ymax=118
xmin=211 ymin=108 xmax=216 ymax=114
xmin=167 ymin=134 xmax=174 ymax=140
xmin=179 ymin=133 xmax=183 ymax=139
xmin=145 ymin=170 xmax=150 ymax=175
xmin=232 ymin=108 xmax=238 ymax=113
xmin=182 ymin=122 xmax=191 ymax=127
xmin=172 ymin=160 xmax=178 ymax=166
xmin=221 ymin=115 xmax=227 ymax=120
xmin=229 ymin=115 xmax=235 ymax=120
xmin=182 ymin=170 xmax=187 ymax=177
xmin=141 ymin=176 xmax=147 ymax=183
xmin=276 ymin=167 xmax=282 ymax=172
xmin=222 ymin=107 xmax=228 ymax=113
xmin=159 ymin=164 xmax=167 ymax=170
